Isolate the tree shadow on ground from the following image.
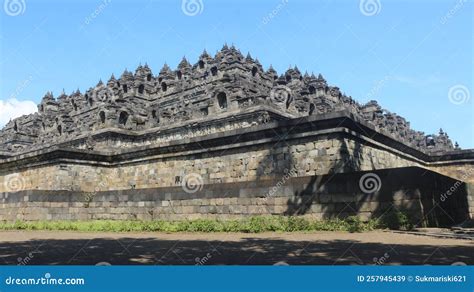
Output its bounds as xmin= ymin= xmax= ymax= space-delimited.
xmin=0 ymin=236 xmax=471 ymax=265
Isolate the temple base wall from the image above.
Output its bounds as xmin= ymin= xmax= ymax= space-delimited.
xmin=0 ymin=168 xmax=471 ymax=227
xmin=1 ymin=114 xmax=473 ymax=225
xmin=0 ymin=134 xmax=421 ymax=194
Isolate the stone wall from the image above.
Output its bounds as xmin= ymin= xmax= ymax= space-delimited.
xmin=0 ymin=112 xmax=472 ymax=224
xmin=428 ymin=163 xmax=474 ymax=184
xmin=0 ymin=134 xmax=420 ymax=194
xmin=0 ymin=168 xmax=470 ymax=227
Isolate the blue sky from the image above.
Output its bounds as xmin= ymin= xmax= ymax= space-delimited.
xmin=1 ymin=0 xmax=473 ymax=147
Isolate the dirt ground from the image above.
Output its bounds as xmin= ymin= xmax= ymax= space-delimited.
xmin=0 ymin=230 xmax=472 ymax=265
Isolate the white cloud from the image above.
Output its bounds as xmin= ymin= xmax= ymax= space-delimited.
xmin=0 ymin=98 xmax=38 ymax=128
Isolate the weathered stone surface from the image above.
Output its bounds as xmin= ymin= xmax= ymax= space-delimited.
xmin=0 ymin=46 xmax=457 ymax=156
xmin=0 ymin=167 xmax=470 ymax=226
xmin=0 ymin=45 xmax=472 ymax=224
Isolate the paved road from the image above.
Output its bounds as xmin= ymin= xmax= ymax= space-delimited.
xmin=0 ymin=231 xmax=472 ymax=265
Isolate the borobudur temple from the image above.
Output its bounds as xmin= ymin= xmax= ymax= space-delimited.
xmin=0 ymin=45 xmax=473 ymax=225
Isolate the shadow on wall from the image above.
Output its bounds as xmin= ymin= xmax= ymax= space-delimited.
xmin=254 ymin=127 xmax=470 ymax=227
xmin=284 ymin=136 xmax=367 ymax=216
xmin=0 ymin=237 xmax=472 ymax=265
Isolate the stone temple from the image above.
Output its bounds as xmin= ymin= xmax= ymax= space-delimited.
xmin=0 ymin=45 xmax=473 ymax=225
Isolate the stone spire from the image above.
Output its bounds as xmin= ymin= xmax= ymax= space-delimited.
xmin=42 ymin=91 xmax=55 ymax=102
xmin=178 ymin=56 xmax=192 ymax=70
xmin=245 ymin=52 xmax=253 ymax=63
xmin=266 ymin=65 xmax=278 ymax=80
xmin=159 ymin=63 xmax=172 ymax=75
xmin=135 ymin=63 xmax=149 ymax=78
xmin=121 ymin=69 xmax=133 ymax=79
xmin=198 ymin=49 xmax=213 ymax=69
xmin=142 ymin=63 xmax=152 ymax=76
xmin=107 ymin=74 xmax=116 ymax=87
xmin=200 ymin=49 xmax=210 ymax=59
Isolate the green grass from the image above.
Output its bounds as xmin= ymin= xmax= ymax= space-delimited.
xmin=0 ymin=215 xmax=407 ymax=233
